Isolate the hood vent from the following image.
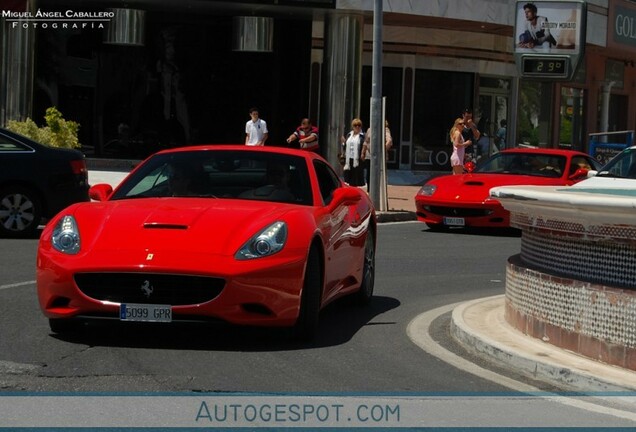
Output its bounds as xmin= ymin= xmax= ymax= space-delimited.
xmin=143 ymin=223 xmax=188 ymax=230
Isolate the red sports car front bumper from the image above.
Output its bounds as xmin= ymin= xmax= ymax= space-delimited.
xmin=37 ymin=246 xmax=309 ymax=327
xmin=414 ymin=198 xmax=510 ymax=228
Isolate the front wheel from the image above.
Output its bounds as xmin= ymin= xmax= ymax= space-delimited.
xmin=290 ymin=246 xmax=322 ymax=341
xmin=0 ymin=185 xmax=42 ymax=238
xmin=356 ymin=230 xmax=375 ymax=304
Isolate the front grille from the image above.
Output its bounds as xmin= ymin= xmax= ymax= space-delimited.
xmin=74 ymin=273 xmax=225 ymax=305
xmin=427 ymin=206 xmax=493 ymax=217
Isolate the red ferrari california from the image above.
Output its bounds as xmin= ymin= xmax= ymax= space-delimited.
xmin=37 ymin=146 xmax=376 ymax=340
xmin=414 ymin=148 xmax=600 ymax=230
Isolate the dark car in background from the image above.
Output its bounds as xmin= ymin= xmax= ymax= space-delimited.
xmin=0 ymin=127 xmax=89 ymax=238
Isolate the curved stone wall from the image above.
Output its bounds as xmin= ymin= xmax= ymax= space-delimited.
xmin=492 ymin=186 xmax=636 ymax=371
xmin=505 ymin=255 xmax=636 ymax=370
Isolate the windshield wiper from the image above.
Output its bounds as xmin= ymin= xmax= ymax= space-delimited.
xmin=596 ymin=171 xmax=625 ymax=178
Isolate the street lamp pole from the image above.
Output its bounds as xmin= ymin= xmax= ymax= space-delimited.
xmin=370 ymin=0 xmax=385 ymax=210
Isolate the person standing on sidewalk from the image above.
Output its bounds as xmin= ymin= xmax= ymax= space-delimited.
xmin=286 ymin=118 xmax=319 ymax=152
xmin=450 ymin=117 xmax=472 ymax=175
xmin=245 ymin=107 xmax=268 ymax=146
xmin=340 ymin=118 xmax=365 ymax=186
xmin=461 ymin=108 xmax=480 ymax=162
xmin=362 ymin=120 xmax=393 ymax=192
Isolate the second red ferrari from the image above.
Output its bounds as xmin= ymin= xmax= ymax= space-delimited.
xmin=414 ymin=148 xmax=600 ymax=230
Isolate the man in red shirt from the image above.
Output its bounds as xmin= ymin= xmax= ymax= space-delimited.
xmin=286 ymin=118 xmax=319 ymax=152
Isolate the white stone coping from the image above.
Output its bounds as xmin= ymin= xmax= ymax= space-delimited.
xmin=490 ymin=184 xmax=636 ymax=227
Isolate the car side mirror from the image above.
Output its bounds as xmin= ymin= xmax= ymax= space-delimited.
xmin=568 ymin=168 xmax=589 ymax=181
xmin=332 ymin=186 xmax=361 ymax=206
xmin=89 ymin=184 xmax=113 ymax=201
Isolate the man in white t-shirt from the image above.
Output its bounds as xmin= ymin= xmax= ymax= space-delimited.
xmin=245 ymin=107 xmax=268 ymax=146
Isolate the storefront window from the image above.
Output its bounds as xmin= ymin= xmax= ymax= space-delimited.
xmin=412 ymin=69 xmax=474 ymax=170
xmin=607 ymin=94 xmax=628 ymax=132
xmin=559 ymin=87 xmax=585 ymax=151
xmin=517 ymin=80 xmax=553 ymax=148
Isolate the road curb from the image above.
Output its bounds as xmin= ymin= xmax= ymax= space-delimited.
xmin=376 ymin=211 xmax=417 ymax=223
xmin=450 ymin=296 xmax=636 ymax=392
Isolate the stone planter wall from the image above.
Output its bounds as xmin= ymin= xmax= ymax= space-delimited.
xmin=492 ymin=189 xmax=636 ymax=371
xmin=505 ymin=254 xmax=636 ymax=370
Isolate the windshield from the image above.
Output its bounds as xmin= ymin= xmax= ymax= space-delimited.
xmin=110 ymin=150 xmax=313 ymax=205
xmin=596 ymin=148 xmax=636 ymax=179
xmin=475 ymin=152 xmax=566 ymax=178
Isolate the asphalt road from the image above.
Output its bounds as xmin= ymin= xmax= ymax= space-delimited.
xmin=0 ymin=222 xmax=525 ymax=392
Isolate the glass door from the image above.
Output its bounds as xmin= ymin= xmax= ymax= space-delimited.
xmin=478 ymin=77 xmax=510 ymax=157
xmin=477 ymin=92 xmax=508 ymax=157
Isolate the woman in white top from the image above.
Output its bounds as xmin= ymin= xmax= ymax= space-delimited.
xmin=340 ymin=118 xmax=365 ymax=186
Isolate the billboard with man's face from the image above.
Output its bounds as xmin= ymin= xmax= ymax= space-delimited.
xmin=515 ymin=1 xmax=585 ymax=55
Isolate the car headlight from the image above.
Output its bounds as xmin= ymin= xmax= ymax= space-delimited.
xmin=235 ymin=221 xmax=287 ymax=260
xmin=417 ymin=184 xmax=437 ymax=196
xmin=52 ymin=215 xmax=80 ymax=255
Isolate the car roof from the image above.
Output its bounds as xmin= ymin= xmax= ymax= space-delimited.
xmin=499 ymin=147 xmax=590 ymax=157
xmin=155 ymin=144 xmax=323 ymax=160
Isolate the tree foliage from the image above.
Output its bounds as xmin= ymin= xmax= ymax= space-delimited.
xmin=6 ymin=107 xmax=80 ymax=149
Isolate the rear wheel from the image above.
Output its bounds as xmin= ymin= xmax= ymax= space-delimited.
xmin=0 ymin=185 xmax=42 ymax=238
xmin=356 ymin=230 xmax=375 ymax=304
xmin=291 ymin=246 xmax=321 ymax=342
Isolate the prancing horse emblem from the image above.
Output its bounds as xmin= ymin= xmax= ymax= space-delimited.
xmin=141 ymin=280 xmax=154 ymax=298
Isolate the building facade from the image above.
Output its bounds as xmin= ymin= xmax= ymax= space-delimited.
xmin=1 ymin=0 xmax=635 ymax=171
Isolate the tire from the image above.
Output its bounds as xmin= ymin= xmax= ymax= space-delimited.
xmin=49 ymin=318 xmax=81 ymax=334
xmin=356 ymin=229 xmax=375 ymax=305
xmin=291 ymin=246 xmax=322 ymax=342
xmin=425 ymin=222 xmax=449 ymax=232
xmin=0 ymin=185 xmax=42 ymax=238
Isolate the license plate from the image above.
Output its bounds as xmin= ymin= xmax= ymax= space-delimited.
xmin=120 ymin=303 xmax=172 ymax=322
xmin=443 ymin=217 xmax=465 ymax=226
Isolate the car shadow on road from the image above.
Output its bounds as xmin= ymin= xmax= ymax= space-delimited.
xmin=423 ymin=227 xmax=521 ymax=237
xmin=50 ymin=295 xmax=401 ymax=351
xmin=0 ymin=227 xmax=43 ymax=240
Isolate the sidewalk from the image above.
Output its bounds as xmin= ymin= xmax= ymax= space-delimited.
xmin=386 ymin=185 xmax=420 ymax=213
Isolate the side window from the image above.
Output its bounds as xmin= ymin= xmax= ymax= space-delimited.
xmin=313 ymin=160 xmax=341 ymax=205
xmin=0 ymin=135 xmax=32 ymax=152
xmin=569 ymin=156 xmax=593 ymax=175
